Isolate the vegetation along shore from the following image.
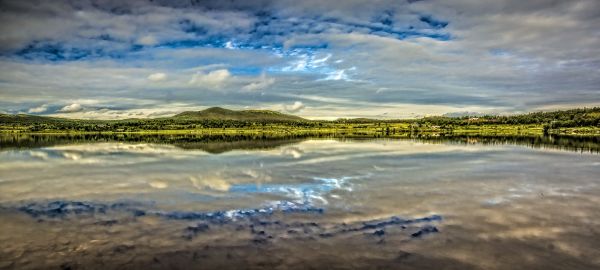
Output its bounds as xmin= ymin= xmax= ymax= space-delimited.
xmin=1 ymin=107 xmax=599 ymax=136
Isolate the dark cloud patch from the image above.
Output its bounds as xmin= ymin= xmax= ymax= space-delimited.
xmin=419 ymin=15 xmax=448 ymax=29
xmin=16 ymin=42 xmax=91 ymax=61
xmin=13 ymin=41 xmax=128 ymax=61
xmin=178 ymin=19 xmax=210 ymax=36
xmin=374 ymin=10 xmax=395 ymax=26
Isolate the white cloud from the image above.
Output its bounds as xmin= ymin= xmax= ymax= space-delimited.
xmin=147 ymin=72 xmax=167 ymax=82
xmin=324 ymin=69 xmax=348 ymax=81
xmin=47 ymin=102 xmax=201 ymax=120
xmin=284 ymin=101 xmax=305 ymax=113
xmin=242 ymin=73 xmax=275 ymax=91
xmin=58 ymin=103 xmax=83 ymax=113
xmin=28 ymin=104 xmax=48 ymax=113
xmin=137 ymin=35 xmax=159 ymax=46
xmin=189 ymin=69 xmax=232 ymax=88
xmin=282 ymin=56 xmax=308 ymax=72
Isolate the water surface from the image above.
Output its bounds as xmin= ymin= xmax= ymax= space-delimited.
xmin=0 ymin=134 xmax=599 ymax=269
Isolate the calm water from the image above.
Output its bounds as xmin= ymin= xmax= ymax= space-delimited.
xmin=0 ymin=134 xmax=599 ymax=269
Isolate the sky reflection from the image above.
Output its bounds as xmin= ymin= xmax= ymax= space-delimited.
xmin=0 ymin=138 xmax=599 ymax=269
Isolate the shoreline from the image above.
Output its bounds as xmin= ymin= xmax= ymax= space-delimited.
xmin=1 ymin=125 xmax=599 ymax=136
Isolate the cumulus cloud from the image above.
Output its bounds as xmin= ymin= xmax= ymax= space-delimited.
xmin=189 ymin=69 xmax=232 ymax=88
xmin=284 ymin=101 xmax=305 ymax=113
xmin=242 ymin=73 xmax=275 ymax=91
xmin=28 ymin=104 xmax=48 ymax=113
xmin=43 ymin=102 xmax=202 ymax=120
xmin=147 ymin=72 xmax=167 ymax=82
xmin=58 ymin=103 xmax=83 ymax=113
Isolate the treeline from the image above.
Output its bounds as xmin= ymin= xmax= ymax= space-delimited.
xmin=1 ymin=118 xmax=326 ymax=132
xmin=416 ymin=107 xmax=600 ymax=127
xmin=1 ymin=107 xmax=599 ymax=133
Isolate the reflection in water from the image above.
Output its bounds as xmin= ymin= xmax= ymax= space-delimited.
xmin=2 ymin=133 xmax=600 ymax=153
xmin=0 ymin=133 xmax=307 ymax=153
xmin=0 ymin=135 xmax=599 ymax=269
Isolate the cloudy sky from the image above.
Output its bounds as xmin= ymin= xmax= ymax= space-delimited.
xmin=0 ymin=0 xmax=599 ymax=119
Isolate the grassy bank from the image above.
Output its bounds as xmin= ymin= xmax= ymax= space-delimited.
xmin=1 ymin=107 xmax=599 ymax=136
xmin=2 ymin=123 xmax=598 ymax=136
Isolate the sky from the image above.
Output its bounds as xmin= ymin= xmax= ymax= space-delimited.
xmin=0 ymin=0 xmax=599 ymax=120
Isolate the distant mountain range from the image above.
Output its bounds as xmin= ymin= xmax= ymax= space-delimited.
xmin=1 ymin=107 xmax=599 ymax=127
xmin=173 ymin=107 xmax=305 ymax=121
xmin=0 ymin=107 xmax=307 ymax=124
xmin=0 ymin=113 xmax=67 ymax=124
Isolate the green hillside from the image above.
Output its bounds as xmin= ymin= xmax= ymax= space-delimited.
xmin=173 ymin=107 xmax=305 ymax=122
xmin=0 ymin=107 xmax=598 ymax=136
xmin=0 ymin=113 xmax=73 ymax=124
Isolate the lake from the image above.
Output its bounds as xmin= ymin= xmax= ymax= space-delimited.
xmin=0 ymin=134 xmax=599 ymax=269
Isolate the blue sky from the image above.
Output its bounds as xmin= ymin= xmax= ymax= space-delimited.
xmin=0 ymin=0 xmax=599 ymax=119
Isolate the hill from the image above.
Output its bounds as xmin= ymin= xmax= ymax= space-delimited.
xmin=1 ymin=107 xmax=598 ymax=135
xmin=173 ymin=107 xmax=305 ymax=122
xmin=0 ymin=113 xmax=73 ymax=124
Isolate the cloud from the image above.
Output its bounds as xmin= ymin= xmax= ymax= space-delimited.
xmin=189 ymin=175 xmax=231 ymax=192
xmin=44 ymin=102 xmax=203 ymax=120
xmin=28 ymin=104 xmax=48 ymax=113
xmin=147 ymin=72 xmax=167 ymax=82
xmin=324 ymin=70 xmax=349 ymax=81
xmin=58 ymin=103 xmax=83 ymax=113
xmin=284 ymin=101 xmax=305 ymax=113
xmin=137 ymin=35 xmax=159 ymax=46
xmin=225 ymin=41 xmax=235 ymax=49
xmin=149 ymin=181 xmax=168 ymax=189
xmin=0 ymin=0 xmax=599 ymax=118
xmin=242 ymin=73 xmax=275 ymax=91
xmin=189 ymin=69 xmax=232 ymax=89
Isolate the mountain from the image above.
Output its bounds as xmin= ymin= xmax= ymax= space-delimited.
xmin=0 ymin=113 xmax=72 ymax=124
xmin=173 ymin=107 xmax=305 ymax=121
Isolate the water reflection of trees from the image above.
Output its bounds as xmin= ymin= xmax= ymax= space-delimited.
xmin=410 ymin=134 xmax=600 ymax=154
xmin=0 ymin=134 xmax=311 ymax=154
xmin=1 ymin=133 xmax=599 ymax=154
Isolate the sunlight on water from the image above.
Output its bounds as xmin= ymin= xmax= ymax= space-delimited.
xmin=0 ymin=136 xmax=599 ymax=269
